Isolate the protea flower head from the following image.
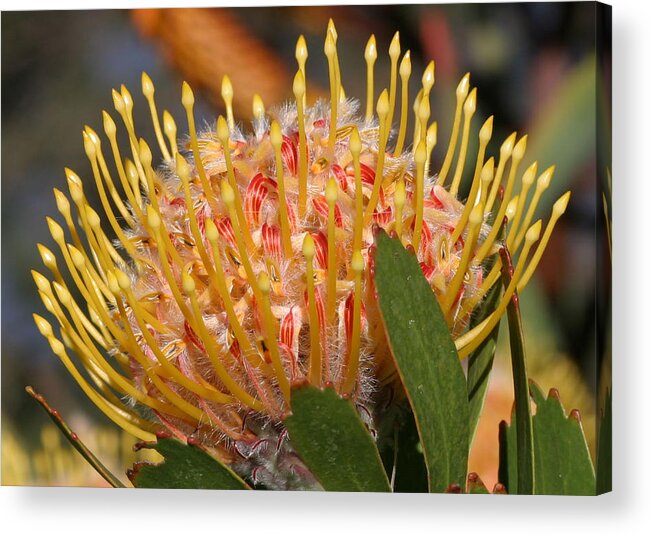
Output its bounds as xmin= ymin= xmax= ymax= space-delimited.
xmin=32 ymin=20 xmax=570 ymax=489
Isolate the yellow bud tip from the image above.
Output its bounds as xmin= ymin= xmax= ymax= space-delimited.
xmin=86 ymin=207 xmax=101 ymax=228
xmin=32 ymin=270 xmax=50 ymax=292
xmin=142 ymin=72 xmax=154 ymax=97
xmin=204 ymin=218 xmax=218 ymax=241
xmin=523 ymin=162 xmax=538 ymax=185
xmin=139 ymin=139 xmax=152 ymax=166
xmin=69 ymin=182 xmax=83 ymax=203
xmin=253 ymin=94 xmax=266 ymax=119
xmin=40 ymin=292 xmax=54 ymax=314
xmin=512 ymin=135 xmax=528 ymax=160
xmin=146 ymin=205 xmax=161 ymax=229
xmin=48 ymin=336 xmax=65 ymax=356
xmin=553 ymin=191 xmax=572 ymax=215
xmin=53 ymin=281 xmax=71 ymax=305
xmin=479 ymin=118 xmax=494 ymax=146
xmin=270 ymin=121 xmax=283 ymax=147
xmin=175 ymin=153 xmax=189 ymax=179
xmin=539 ymin=165 xmax=555 ymax=189
xmin=120 ymin=85 xmax=133 ymax=108
xmin=457 ymin=73 xmax=470 ymax=98
xmin=389 ymin=31 xmax=400 ymax=58
xmin=116 ymin=269 xmax=131 ymax=291
xmin=68 ymin=245 xmax=85 ymax=268
xmin=377 ymin=89 xmax=390 ymax=116
xmin=427 ymin=122 xmax=438 ymax=147
xmin=84 ymin=126 xmax=100 ymax=146
xmin=37 ymin=243 xmax=56 ymax=267
xmin=181 ymin=81 xmax=194 ymax=108
xmin=163 ymin=111 xmax=176 ymax=136
xmin=221 ymin=75 xmax=233 ymax=100
xmin=325 ymin=177 xmax=338 ymax=204
xmin=480 ymin=157 xmax=495 ymax=181
xmin=526 ymin=220 xmax=543 ymax=243
xmin=394 ymin=180 xmax=406 ymax=207
xmin=106 ymin=271 xmax=120 ymax=295
xmin=324 ymin=33 xmax=336 ymax=57
xmin=53 ymin=188 xmax=70 ymax=213
xmin=112 ymin=89 xmax=124 ymax=112
xmin=506 ymin=196 xmax=519 ymax=220
xmin=470 ymin=203 xmax=484 ymax=226
xmin=351 ymin=250 xmax=364 ymax=273
xmin=464 ymin=88 xmax=477 ymax=113
xmin=182 ymin=271 xmax=196 ymax=295
xmin=327 ymin=19 xmax=338 ymax=40
xmin=399 ymin=51 xmax=412 ymax=77
xmin=47 ymin=217 xmax=64 ymax=241
xmin=82 ymin=132 xmax=96 ymax=157
xmin=125 ymin=160 xmax=138 ymax=181
xmin=292 ymin=71 xmax=305 ymax=97
xmin=501 ymin=132 xmax=517 ymax=155
xmin=102 ymin=111 xmax=116 ymax=135
xmin=365 ymin=34 xmax=377 ymax=62
xmin=295 ymin=35 xmax=308 ymax=63
xmin=349 ymin=127 xmax=361 ymax=154
xmin=422 ymin=61 xmax=435 ymax=92
xmin=415 ymin=140 xmax=427 ymax=164
xmin=216 ymin=115 xmax=229 ymax=142
xmin=33 ymin=314 xmax=53 ymax=338
xmin=221 ymin=180 xmax=235 ymax=205
xmin=64 ymin=167 xmax=81 ymax=187
xmin=258 ymin=271 xmax=271 ymax=294
xmin=302 ymin=233 xmax=315 ymax=259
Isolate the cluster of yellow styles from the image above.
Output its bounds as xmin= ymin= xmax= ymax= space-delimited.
xmin=32 ymin=21 xmax=569 ymax=478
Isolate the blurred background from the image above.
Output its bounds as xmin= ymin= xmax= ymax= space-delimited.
xmin=1 ymin=4 xmax=609 ymax=488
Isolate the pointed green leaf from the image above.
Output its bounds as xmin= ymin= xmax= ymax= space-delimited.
xmin=284 ymin=385 xmax=391 ymax=492
xmin=26 ymin=386 xmax=125 ymax=488
xmin=498 ymin=416 xmax=517 ymax=493
xmin=501 ymin=250 xmax=535 ymax=494
xmin=373 ymin=230 xmax=469 ymax=492
xmin=596 ymin=388 xmax=612 ymax=494
xmin=499 ymin=382 xmax=596 ymax=495
xmin=128 ymin=436 xmax=250 ymax=489
xmin=530 ymin=383 xmax=596 ymax=495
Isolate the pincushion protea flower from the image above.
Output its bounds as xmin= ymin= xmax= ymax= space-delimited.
xmin=32 ymin=21 xmax=570 ymax=489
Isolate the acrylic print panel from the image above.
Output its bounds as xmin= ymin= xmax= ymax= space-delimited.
xmin=1 ymin=2 xmax=611 ymax=494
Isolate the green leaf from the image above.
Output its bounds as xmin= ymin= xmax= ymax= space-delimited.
xmin=373 ymin=230 xmax=469 ymax=493
xmin=376 ymin=403 xmax=428 ymax=493
xmin=128 ymin=436 xmax=250 ymax=490
xmin=501 ymin=249 xmax=535 ymax=494
xmin=498 ymin=415 xmax=517 ymax=493
xmin=26 ymin=386 xmax=125 ymax=488
xmin=596 ymin=388 xmax=612 ymax=494
xmin=530 ymin=382 xmax=596 ymax=495
xmin=284 ymin=385 xmax=391 ymax=492
xmin=499 ymin=382 xmax=596 ymax=495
